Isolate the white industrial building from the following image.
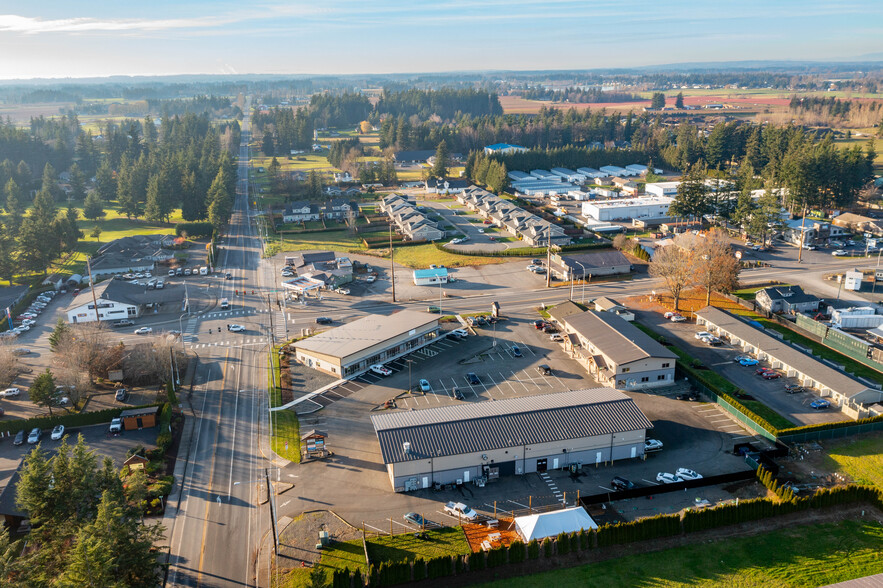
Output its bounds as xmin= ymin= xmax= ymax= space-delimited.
xmin=513 ymin=180 xmax=575 ymax=196
xmin=645 ymin=181 xmax=680 ymax=197
xmin=550 ymin=168 xmax=587 ymax=183
xmin=577 ymin=167 xmax=608 ymax=179
xmin=600 ymin=165 xmax=631 ymax=177
xmin=582 ymin=196 xmax=673 ymax=221
xmin=530 ymin=170 xmax=561 ymax=181
xmin=831 ymin=307 xmax=883 ymax=329
xmin=508 ymin=171 xmax=534 ymax=182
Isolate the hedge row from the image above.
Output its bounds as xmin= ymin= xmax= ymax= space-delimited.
xmin=335 ymin=481 xmax=883 ymax=587
xmin=433 ymin=242 xmax=613 ymax=258
xmin=175 ymin=222 xmax=213 ymax=239
xmin=778 ymin=413 xmax=883 ymax=438
xmin=0 ymin=403 xmax=163 ymax=436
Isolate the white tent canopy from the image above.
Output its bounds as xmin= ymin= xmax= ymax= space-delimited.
xmin=514 ymin=507 xmax=598 ymax=542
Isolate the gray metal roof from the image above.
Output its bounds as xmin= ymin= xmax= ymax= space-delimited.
xmin=294 ymin=310 xmax=439 ymax=360
xmin=372 ymin=388 xmax=653 ymax=464
xmin=558 ymin=309 xmax=676 ymax=365
xmin=697 ymin=306 xmax=875 ymax=398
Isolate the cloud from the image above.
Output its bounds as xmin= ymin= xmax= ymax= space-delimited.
xmin=0 ymin=14 xmax=245 ymax=34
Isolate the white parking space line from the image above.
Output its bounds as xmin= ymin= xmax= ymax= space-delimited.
xmin=438 ymin=380 xmax=451 ymax=398
xmin=390 ymin=519 xmax=412 ymax=530
xmin=458 ymin=378 xmax=479 ymax=399
xmin=508 ymin=500 xmax=529 ymax=509
xmin=642 ymin=479 xmax=660 ymax=486
xmin=483 ymin=372 xmax=500 ymax=397
xmin=731 ymin=435 xmax=754 ymax=440
xmin=598 ymin=486 xmax=614 ymax=492
xmin=518 ymin=340 xmax=536 ymax=355
xmin=483 ymin=503 xmax=513 ymax=516
xmin=513 ymin=372 xmax=533 ymax=393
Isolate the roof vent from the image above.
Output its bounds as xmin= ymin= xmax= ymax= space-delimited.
xmin=403 ymin=442 xmax=411 ymax=455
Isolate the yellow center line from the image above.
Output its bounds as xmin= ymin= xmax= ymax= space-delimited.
xmin=196 ymin=347 xmax=231 ymax=587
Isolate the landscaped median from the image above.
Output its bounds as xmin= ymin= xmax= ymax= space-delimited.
xmin=268 ymin=341 xmax=301 ymax=463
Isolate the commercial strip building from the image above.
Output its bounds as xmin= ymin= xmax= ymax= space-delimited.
xmin=548 ymin=250 xmax=631 ymax=281
xmin=293 ymin=310 xmax=440 ymax=377
xmin=696 ymin=306 xmax=883 ymax=408
xmin=372 ymin=388 xmax=653 ymax=492
xmin=582 ymin=196 xmax=673 ymax=222
xmin=549 ymin=303 xmax=677 ymax=389
xmin=66 ymin=280 xmax=185 ymax=324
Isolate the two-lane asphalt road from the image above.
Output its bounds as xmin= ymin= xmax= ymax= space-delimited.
xmin=167 ymin=106 xmax=274 ymax=588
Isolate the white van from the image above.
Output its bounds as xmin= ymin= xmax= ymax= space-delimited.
xmin=199 ymin=266 xmax=209 ymax=276
xmin=220 ymin=297 xmax=230 ymax=310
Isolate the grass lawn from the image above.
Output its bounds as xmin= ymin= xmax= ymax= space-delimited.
xmin=278 ymin=229 xmax=363 ymax=253
xmin=821 ymin=432 xmax=883 ymax=488
xmin=390 ymin=244 xmax=507 ymax=269
xmin=270 ymin=409 xmax=301 ymax=464
xmin=368 ymin=527 xmax=470 ymax=564
xmin=484 ymin=519 xmax=883 ymax=588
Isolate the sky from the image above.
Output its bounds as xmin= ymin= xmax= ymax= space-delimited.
xmin=0 ymin=0 xmax=881 ymax=79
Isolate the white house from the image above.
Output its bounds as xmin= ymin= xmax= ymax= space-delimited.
xmin=282 ymin=201 xmax=320 ymax=222
xmin=412 ymin=267 xmax=449 ymax=286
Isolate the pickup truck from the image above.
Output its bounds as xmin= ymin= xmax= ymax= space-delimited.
xmin=109 ymin=418 xmax=123 ymax=433
xmin=443 ymin=502 xmax=477 ymax=521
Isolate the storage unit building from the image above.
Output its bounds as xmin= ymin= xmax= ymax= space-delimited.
xmin=696 ymin=306 xmax=883 ymax=408
xmin=120 ymin=407 xmax=158 ymax=430
xmin=372 ymin=388 xmax=653 ymax=492
xmin=294 ymin=311 xmax=440 ymax=377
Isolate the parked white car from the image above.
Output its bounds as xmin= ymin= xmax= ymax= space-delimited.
xmin=134 ymin=327 xmax=153 ymax=334
xmin=644 ymin=439 xmax=663 ymax=452
xmin=676 ymin=468 xmax=703 ymax=480
xmin=656 ymin=472 xmax=681 ymax=484
xmin=695 ymin=331 xmax=712 ymax=340
xmin=443 ymin=502 xmax=478 ymax=520
xmin=1 ymin=387 xmax=21 ymax=397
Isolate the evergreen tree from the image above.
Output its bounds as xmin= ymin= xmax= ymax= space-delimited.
xmin=41 ymin=162 xmax=60 ymax=202
xmin=0 ymin=220 xmax=16 ymax=284
xmin=4 ymin=178 xmax=23 ymax=233
xmin=651 ymin=92 xmax=666 ymax=109
xmin=69 ymin=163 xmax=86 ymax=201
xmin=262 ymin=133 xmax=275 ymax=156
xmin=15 ymin=160 xmax=32 ymax=190
xmin=49 ymin=318 xmax=71 ymax=351
xmin=431 ymin=140 xmax=450 ymax=179
xmin=95 ymin=159 xmax=116 ymax=202
xmin=83 ymin=192 xmax=104 ymax=221
xmin=206 ymin=165 xmax=234 ymax=230
xmin=62 ymin=206 xmax=83 ymax=252
xmin=268 ymin=156 xmax=281 ymax=185
xmin=669 ymin=162 xmax=710 ymax=221
xmin=674 ymin=92 xmax=685 ymax=109
xmin=15 ymin=444 xmax=54 ymax=525
xmin=28 ymin=369 xmax=59 ymax=416
xmin=144 ymin=175 xmax=164 ymax=222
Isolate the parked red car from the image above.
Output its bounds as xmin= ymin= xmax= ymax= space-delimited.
xmin=755 ymin=367 xmax=774 ymax=375
xmin=534 ymin=320 xmax=547 ymax=329
xmin=762 ymin=372 xmax=781 ymax=380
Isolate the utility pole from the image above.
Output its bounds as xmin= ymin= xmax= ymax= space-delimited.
xmin=389 ymin=222 xmax=396 ymax=302
xmin=797 ymin=202 xmax=808 ymax=263
xmin=545 ymin=230 xmax=552 ymax=288
xmin=86 ymin=257 xmax=100 ymax=326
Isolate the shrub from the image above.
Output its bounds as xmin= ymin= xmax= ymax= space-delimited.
xmin=332 ymin=568 xmax=352 ymax=588
xmin=426 ymin=556 xmax=452 ymax=579
xmin=486 ymin=546 xmax=507 ymax=568
xmin=556 ymin=532 xmax=570 ymax=555
xmin=579 ymin=529 xmax=591 ymax=550
xmin=468 ymin=551 xmax=485 ymax=571
xmin=175 ymin=221 xmax=213 ymax=238
xmin=507 ymin=540 xmax=525 ymax=563
xmin=569 ymin=531 xmax=580 ymax=553
xmin=527 ymin=539 xmax=539 ymax=560
xmin=542 ymin=537 xmax=553 ymax=558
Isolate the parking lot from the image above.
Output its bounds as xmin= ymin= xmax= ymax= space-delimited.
xmin=636 ymin=309 xmax=847 ymax=426
xmin=287 ymin=309 xmax=763 ymax=529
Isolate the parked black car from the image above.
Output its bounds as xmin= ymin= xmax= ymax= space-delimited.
xmin=466 ymin=373 xmax=480 ymax=385
xmin=316 ymin=317 xmax=333 ymax=324
xmin=453 ymin=387 xmax=464 ymax=400
xmin=611 ymin=476 xmax=635 ymax=491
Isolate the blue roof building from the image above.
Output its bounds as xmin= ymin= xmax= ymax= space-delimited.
xmin=412 ymin=267 xmax=449 ymax=285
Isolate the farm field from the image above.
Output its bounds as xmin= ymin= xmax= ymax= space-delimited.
xmin=388 ymin=243 xmax=507 ymax=269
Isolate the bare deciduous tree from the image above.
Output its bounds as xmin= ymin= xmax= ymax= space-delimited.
xmin=0 ymin=344 xmax=22 ymax=389
xmin=649 ymin=244 xmax=694 ymax=311
xmin=694 ymin=228 xmax=742 ymax=306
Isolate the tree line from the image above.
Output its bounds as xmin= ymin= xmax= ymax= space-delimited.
xmin=519 ymin=86 xmax=642 ymax=104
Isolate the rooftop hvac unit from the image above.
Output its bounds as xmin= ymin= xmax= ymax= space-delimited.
xmin=403 ymin=441 xmax=411 ymax=455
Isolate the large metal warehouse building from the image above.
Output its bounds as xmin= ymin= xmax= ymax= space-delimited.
xmin=371 ymin=388 xmax=653 ymax=492
xmin=293 ymin=311 xmax=439 ymax=377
